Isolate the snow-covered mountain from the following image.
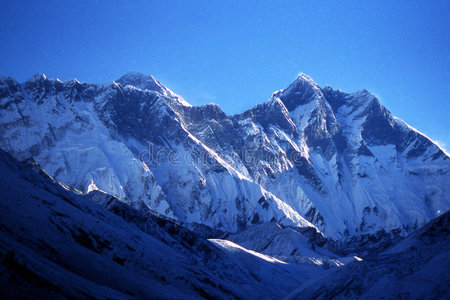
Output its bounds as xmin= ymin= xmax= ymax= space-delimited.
xmin=0 ymin=72 xmax=448 ymax=240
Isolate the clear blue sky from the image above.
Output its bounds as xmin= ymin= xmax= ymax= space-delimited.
xmin=1 ymin=1 xmax=449 ymax=150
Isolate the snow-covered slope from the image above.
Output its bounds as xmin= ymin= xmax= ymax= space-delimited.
xmin=226 ymin=222 xmax=350 ymax=267
xmin=0 ymin=149 xmax=331 ymax=299
xmin=285 ymin=211 xmax=450 ymax=299
xmin=0 ymin=72 xmax=448 ymax=239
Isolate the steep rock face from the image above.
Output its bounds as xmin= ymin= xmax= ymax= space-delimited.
xmin=0 ymin=72 xmax=448 ymax=239
xmin=0 ymin=74 xmax=314 ymax=234
xmin=0 ymin=75 xmax=172 ymax=216
xmin=178 ymin=74 xmax=449 ymax=239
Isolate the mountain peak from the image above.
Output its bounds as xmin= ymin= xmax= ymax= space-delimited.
xmin=273 ymin=73 xmax=324 ymax=111
xmin=295 ymin=73 xmax=316 ymax=85
xmin=26 ymin=73 xmax=47 ymax=82
xmin=116 ymin=71 xmax=192 ymax=107
xmin=119 ymin=71 xmax=156 ymax=80
xmin=116 ymin=71 xmax=161 ymax=91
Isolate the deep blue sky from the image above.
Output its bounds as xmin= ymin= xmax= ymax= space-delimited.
xmin=1 ymin=1 xmax=449 ymax=150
